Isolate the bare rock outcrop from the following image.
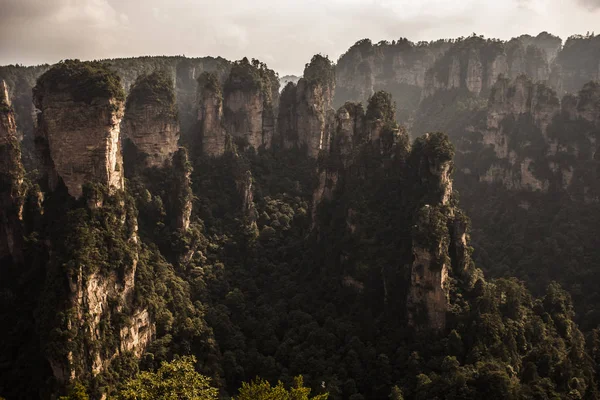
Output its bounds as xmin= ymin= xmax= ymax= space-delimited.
xmin=33 ymin=60 xmax=125 ymax=199
xmin=222 ymin=58 xmax=279 ymax=151
xmin=0 ymin=80 xmax=25 ymax=263
xmin=122 ymin=71 xmax=180 ymax=168
xmin=277 ymin=55 xmax=336 ymax=158
xmin=197 ymin=72 xmax=227 ymax=157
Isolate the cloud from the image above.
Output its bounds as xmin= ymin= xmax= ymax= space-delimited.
xmin=1 ymin=0 xmax=600 ymax=74
xmin=576 ymin=0 xmax=600 ymax=9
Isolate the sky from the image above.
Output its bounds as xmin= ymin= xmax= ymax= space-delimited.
xmin=1 ymin=0 xmax=599 ymax=76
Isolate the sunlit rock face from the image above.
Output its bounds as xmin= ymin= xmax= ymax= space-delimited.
xmin=0 ymin=80 xmax=25 ymax=263
xmin=122 ymin=71 xmax=180 ymax=168
xmin=222 ymin=58 xmax=279 ymax=151
xmin=277 ymin=55 xmax=336 ymax=158
xmin=33 ymin=60 xmax=126 ymax=199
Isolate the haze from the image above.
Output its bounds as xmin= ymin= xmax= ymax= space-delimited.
xmin=1 ymin=0 xmax=600 ymax=75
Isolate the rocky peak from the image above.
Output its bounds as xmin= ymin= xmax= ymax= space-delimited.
xmin=0 ymin=80 xmax=25 ymax=263
xmin=333 ymin=102 xmax=365 ymax=161
xmin=282 ymin=54 xmax=336 ymax=158
xmin=122 ymin=71 xmax=180 ymax=168
xmin=517 ymin=31 xmax=562 ymax=62
xmin=487 ymin=75 xmax=560 ymax=133
xmin=552 ymin=34 xmax=600 ymax=94
xmin=197 ymin=71 xmax=227 ymax=157
xmin=410 ymin=132 xmax=455 ymax=205
xmin=222 ymin=58 xmax=279 ymax=150
xmin=33 ymin=60 xmax=125 ymax=199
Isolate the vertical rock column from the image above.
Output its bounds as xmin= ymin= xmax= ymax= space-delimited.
xmin=295 ymin=55 xmax=336 ymax=158
xmin=0 ymin=80 xmax=25 ymax=263
xmin=33 ymin=60 xmax=125 ymax=198
xmin=197 ymin=71 xmax=227 ymax=157
xmin=406 ymin=133 xmax=457 ymax=331
xmin=122 ymin=71 xmax=180 ymax=168
xmin=222 ymin=58 xmax=279 ymax=150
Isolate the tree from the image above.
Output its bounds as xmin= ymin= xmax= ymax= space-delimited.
xmin=236 ymin=375 xmax=328 ymax=400
xmin=112 ymin=356 xmax=218 ymax=400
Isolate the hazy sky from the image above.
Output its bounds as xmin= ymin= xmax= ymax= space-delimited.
xmin=1 ymin=0 xmax=599 ymax=75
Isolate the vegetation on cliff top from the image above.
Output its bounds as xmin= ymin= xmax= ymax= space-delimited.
xmin=35 ymin=59 xmax=125 ymax=104
xmin=303 ymin=54 xmax=335 ymax=91
xmin=125 ymin=71 xmax=176 ymax=118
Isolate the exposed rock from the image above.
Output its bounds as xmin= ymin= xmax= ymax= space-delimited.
xmin=197 ymin=72 xmax=227 ymax=157
xmin=552 ymin=34 xmax=600 ymax=95
xmin=235 ymin=169 xmax=257 ymax=224
xmin=407 ymin=238 xmax=449 ymax=332
xmin=335 ymin=38 xmax=450 ymax=114
xmin=0 ymin=80 xmax=25 ymax=263
xmin=0 ymin=57 xmax=231 ymax=173
xmin=169 ymin=148 xmax=193 ymax=230
xmin=222 ymin=58 xmax=279 ymax=151
xmin=281 ymin=55 xmax=336 ymax=157
xmin=122 ymin=71 xmax=179 ymax=168
xmin=119 ymin=309 xmax=155 ymax=358
xmin=33 ymin=60 xmax=125 ymax=199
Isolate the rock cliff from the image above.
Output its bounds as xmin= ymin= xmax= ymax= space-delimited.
xmin=30 ymin=61 xmax=154 ymax=384
xmin=0 ymin=80 xmax=25 ymax=264
xmin=197 ymin=72 xmax=227 ymax=157
xmin=0 ymin=56 xmax=230 ymax=171
xmin=451 ymin=75 xmax=600 ymax=199
xmin=222 ymin=58 xmax=279 ymax=150
xmin=551 ymin=34 xmax=600 ymax=95
xmin=33 ymin=60 xmax=126 ymax=199
xmin=122 ymin=71 xmax=180 ymax=168
xmin=277 ymin=54 xmax=336 ymax=158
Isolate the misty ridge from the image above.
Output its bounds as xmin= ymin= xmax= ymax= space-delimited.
xmin=2 ymin=1 xmax=600 ymax=399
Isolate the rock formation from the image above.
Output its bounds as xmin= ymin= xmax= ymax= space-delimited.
xmin=197 ymin=72 xmax=227 ymax=157
xmin=168 ymin=148 xmax=193 ymax=230
xmin=451 ymin=75 xmax=600 ymax=199
xmin=31 ymin=61 xmax=154 ymax=384
xmin=0 ymin=80 xmax=25 ymax=264
xmin=335 ymin=38 xmax=450 ymax=112
xmin=33 ymin=60 xmax=125 ymax=199
xmin=277 ymin=55 xmax=336 ymax=158
xmin=122 ymin=71 xmax=180 ymax=168
xmin=222 ymin=58 xmax=279 ymax=150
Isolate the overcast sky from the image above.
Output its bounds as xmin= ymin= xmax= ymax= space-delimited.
xmin=1 ymin=0 xmax=599 ymax=76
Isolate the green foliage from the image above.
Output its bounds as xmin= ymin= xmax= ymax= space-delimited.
xmin=126 ymin=71 xmax=177 ymax=119
xmin=112 ymin=356 xmax=218 ymax=400
xmin=59 ymin=382 xmax=90 ymax=400
xmin=236 ymin=375 xmax=328 ymax=400
xmin=35 ymin=59 xmax=125 ymax=104
xmin=197 ymin=72 xmax=222 ymax=95
xmin=365 ymin=91 xmax=396 ymax=123
xmin=303 ymin=54 xmax=335 ymax=89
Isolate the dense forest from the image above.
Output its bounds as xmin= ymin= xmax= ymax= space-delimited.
xmin=1 ymin=31 xmax=600 ymax=400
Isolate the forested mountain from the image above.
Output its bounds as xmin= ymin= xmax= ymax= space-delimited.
xmin=0 ymin=32 xmax=599 ymax=400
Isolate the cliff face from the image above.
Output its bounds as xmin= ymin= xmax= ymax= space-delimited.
xmin=33 ymin=61 xmax=126 ymax=199
xmin=551 ymin=34 xmax=600 ymax=95
xmin=222 ymin=58 xmax=279 ymax=151
xmin=30 ymin=62 xmax=154 ymax=384
xmin=311 ymin=89 xmax=467 ymax=331
xmin=423 ymin=35 xmax=553 ymax=98
xmin=0 ymin=57 xmax=231 ymax=171
xmin=453 ymin=76 xmax=600 ymax=199
xmin=197 ymin=72 xmax=227 ymax=157
xmin=333 ymin=33 xmax=569 ymax=125
xmin=277 ymin=55 xmax=336 ymax=158
xmin=405 ymin=133 xmax=457 ymax=331
xmin=122 ymin=72 xmax=180 ymax=168
xmin=0 ymin=80 xmax=25 ymax=263
xmin=334 ymin=39 xmax=450 ymax=113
